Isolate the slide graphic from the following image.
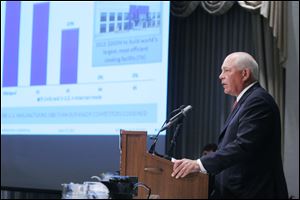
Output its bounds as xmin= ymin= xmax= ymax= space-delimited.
xmin=92 ymin=2 xmax=162 ymax=66
xmin=1 ymin=1 xmax=170 ymax=135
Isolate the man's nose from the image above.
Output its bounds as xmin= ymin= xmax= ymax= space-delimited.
xmin=219 ymin=72 xmax=223 ymax=80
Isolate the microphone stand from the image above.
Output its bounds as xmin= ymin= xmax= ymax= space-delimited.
xmin=149 ymin=105 xmax=189 ymax=158
xmin=148 ymin=132 xmax=160 ymax=154
xmin=167 ymin=118 xmax=183 ymax=158
xmin=149 ymin=107 xmax=182 ymax=155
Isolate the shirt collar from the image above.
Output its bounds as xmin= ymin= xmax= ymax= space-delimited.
xmin=236 ymin=81 xmax=257 ymax=102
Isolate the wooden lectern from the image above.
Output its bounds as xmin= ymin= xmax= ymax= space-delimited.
xmin=120 ymin=130 xmax=208 ymax=199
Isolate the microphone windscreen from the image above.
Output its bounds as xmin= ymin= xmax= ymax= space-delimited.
xmin=182 ymin=105 xmax=192 ymax=115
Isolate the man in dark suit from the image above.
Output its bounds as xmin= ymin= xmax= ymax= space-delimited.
xmin=171 ymin=52 xmax=288 ymax=199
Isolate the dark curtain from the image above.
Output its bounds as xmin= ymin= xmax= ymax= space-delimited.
xmin=166 ymin=3 xmax=258 ymax=159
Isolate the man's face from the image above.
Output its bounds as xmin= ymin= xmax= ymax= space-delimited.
xmin=219 ymin=56 xmax=244 ymax=96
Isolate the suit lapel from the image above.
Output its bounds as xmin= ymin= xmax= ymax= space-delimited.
xmin=219 ymin=83 xmax=261 ymax=142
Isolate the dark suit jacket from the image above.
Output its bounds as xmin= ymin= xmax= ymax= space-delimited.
xmin=201 ymin=83 xmax=288 ymax=199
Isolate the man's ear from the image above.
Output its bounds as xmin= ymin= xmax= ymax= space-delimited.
xmin=242 ymin=68 xmax=251 ymax=81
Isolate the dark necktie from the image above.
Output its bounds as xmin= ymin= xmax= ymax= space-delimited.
xmin=231 ymin=100 xmax=238 ymax=112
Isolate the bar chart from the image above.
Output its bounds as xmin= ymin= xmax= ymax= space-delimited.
xmin=2 ymin=1 xmax=21 ymax=87
xmin=30 ymin=2 xmax=49 ymax=86
xmin=2 ymin=2 xmax=79 ymax=87
xmin=1 ymin=1 xmax=170 ymax=136
xmin=60 ymin=28 xmax=79 ymax=84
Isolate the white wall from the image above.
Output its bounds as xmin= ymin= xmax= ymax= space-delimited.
xmin=284 ymin=1 xmax=299 ymax=199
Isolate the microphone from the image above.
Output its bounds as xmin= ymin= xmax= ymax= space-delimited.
xmin=149 ymin=105 xmax=186 ymax=140
xmin=169 ymin=105 xmax=186 ymax=115
xmin=149 ymin=105 xmax=188 ymax=154
xmin=159 ymin=105 xmax=192 ymax=132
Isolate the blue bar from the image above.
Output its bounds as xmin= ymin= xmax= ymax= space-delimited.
xmin=60 ymin=29 xmax=79 ymax=84
xmin=30 ymin=2 xmax=49 ymax=86
xmin=2 ymin=104 xmax=157 ymax=124
xmin=2 ymin=1 xmax=21 ymax=87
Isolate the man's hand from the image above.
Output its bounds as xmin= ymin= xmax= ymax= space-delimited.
xmin=171 ymin=158 xmax=200 ymax=179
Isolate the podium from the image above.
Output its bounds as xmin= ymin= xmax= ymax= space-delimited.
xmin=120 ymin=130 xmax=208 ymax=199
